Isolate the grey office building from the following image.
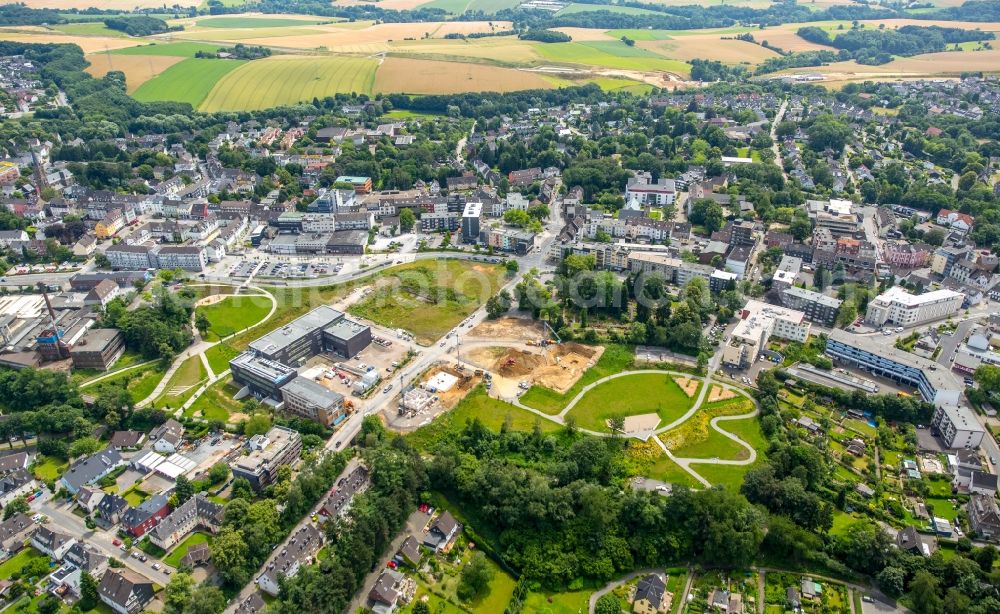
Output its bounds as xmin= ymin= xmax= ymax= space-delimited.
xmin=780 ymin=287 xmax=843 ymax=326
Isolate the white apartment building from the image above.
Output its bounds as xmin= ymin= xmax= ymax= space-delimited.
xmin=865 ymin=286 xmax=964 ymax=328
xmin=723 ymin=300 xmax=810 ymax=368
xmin=931 ymin=404 xmax=985 ymax=450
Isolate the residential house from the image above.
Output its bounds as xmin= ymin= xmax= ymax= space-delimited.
xmin=64 ymin=542 xmax=108 ymax=577
xmin=149 ymin=419 xmax=184 ymax=454
xmin=0 ymin=469 xmax=35 ymax=508
xmin=83 ymin=279 xmax=120 ymax=309
xmin=256 ymin=524 xmax=322 ymax=596
xmin=109 ymin=431 xmax=145 ymax=451
xmin=0 ymin=513 xmax=34 ymax=559
xmin=632 ymin=573 xmax=667 ymax=614
xmin=98 ymin=569 xmax=154 ymax=614
xmin=398 ymin=536 xmax=422 ymax=567
xmin=75 ymin=487 xmax=104 ymax=514
xmin=368 ymin=569 xmax=404 ymax=614
xmin=234 ymin=593 xmax=267 ymax=614
xmin=59 ymin=449 xmax=124 ymax=495
xmin=96 ymin=494 xmax=128 ymax=526
xmin=31 ymin=526 xmax=76 ymax=560
xmin=148 ymin=494 xmax=224 ymax=551
xmin=423 ymin=511 xmax=458 ymax=552
xmin=896 ymin=525 xmax=933 ymax=556
xmin=969 ymin=492 xmax=1000 ymax=539
xmin=120 ymin=494 xmax=170 ymax=538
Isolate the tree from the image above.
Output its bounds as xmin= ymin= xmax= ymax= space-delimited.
xmin=689 ymin=199 xmax=725 ymax=234
xmin=505 ymin=259 xmax=519 ymax=276
xmin=164 ymin=572 xmax=195 ymax=614
xmin=608 ymin=415 xmax=625 ymax=435
xmin=37 ymin=596 xmax=60 ymax=614
xmin=174 ymin=474 xmax=195 ymax=505
xmin=595 ymin=594 xmax=621 ymax=614
xmin=503 ymin=209 xmax=531 ymax=227
xmin=244 ymin=413 xmax=272 ymax=437
xmin=411 ymin=603 xmax=430 ymax=614
xmin=210 ymin=527 xmax=251 ymax=587
xmin=485 ymin=290 xmax=512 ymax=319
xmin=877 ymin=566 xmax=906 ymax=597
xmin=909 ymin=571 xmax=942 ymax=614
xmin=457 ymin=552 xmax=494 ymax=601
xmin=195 ymin=313 xmax=210 ymax=337
xmin=924 ymin=228 xmax=946 ymax=246
xmin=186 ymin=586 xmax=227 ymax=614
xmin=209 ymin=462 xmax=230 ymax=484
xmin=399 ymin=208 xmax=416 ymax=232
xmin=3 ymin=496 xmax=28 ymax=520
xmin=79 ymin=572 xmax=99 ymax=611
xmin=69 ymin=436 xmax=102 ymax=458
xmin=94 ymin=253 xmax=110 ymax=268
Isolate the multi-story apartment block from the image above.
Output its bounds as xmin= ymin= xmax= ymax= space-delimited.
xmin=722 ymin=300 xmax=810 ymax=368
xmin=865 ymin=287 xmax=964 ymax=328
xmin=931 ymin=404 xmax=985 ymax=450
xmin=779 ymin=287 xmax=842 ymax=326
xmin=232 ymin=426 xmax=302 ymax=490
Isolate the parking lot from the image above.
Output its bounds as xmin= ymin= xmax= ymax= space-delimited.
xmin=302 ymin=334 xmax=415 ymax=403
xmin=229 ymin=258 xmax=345 ymax=279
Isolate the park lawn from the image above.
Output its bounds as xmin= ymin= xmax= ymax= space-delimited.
xmin=690 ymin=461 xmax=756 ymax=490
xmin=830 ymin=511 xmax=860 ymax=536
xmin=522 ymin=589 xmax=592 ymax=613
xmin=0 ymin=547 xmax=46 ymax=579
xmin=670 ymin=427 xmax=747 ymax=460
xmin=197 ymin=294 xmax=272 ymax=341
xmin=111 ymin=42 xmax=227 ymax=57
xmin=32 ymin=455 xmax=67 ymax=482
xmin=407 ymin=385 xmax=559 ymax=450
xmin=625 ymin=438 xmax=698 ymax=487
xmin=564 ymin=373 xmax=695 ymax=433
xmin=184 ymin=379 xmax=243 ymax=423
xmin=659 ymin=397 xmax=755 ymax=457
xmin=348 ymin=260 xmax=506 ymax=345
xmin=469 ymin=564 xmax=517 ymax=613
xmin=382 ymin=109 xmax=445 ymax=120
xmin=163 ymin=532 xmax=212 ymax=568
xmin=205 ymin=343 xmax=240 ymax=376
xmin=718 ymin=416 xmax=769 ymax=455
xmin=133 ymin=58 xmax=247 ymax=107
xmin=520 ymin=344 xmax=634 ymax=414
xmin=154 ymin=355 xmax=208 ymax=410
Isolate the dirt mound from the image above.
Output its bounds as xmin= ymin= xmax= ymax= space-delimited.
xmin=495 ymin=349 xmax=546 ymax=377
xmin=468 ymin=317 xmax=545 ymax=343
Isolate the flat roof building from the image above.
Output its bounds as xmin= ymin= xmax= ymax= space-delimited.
xmin=230 ymin=352 xmax=297 ymax=400
xmin=780 ymin=286 xmax=842 ymax=326
xmin=865 ymin=286 xmax=964 ymax=328
xmin=232 ymin=426 xmax=302 ymax=490
xmin=70 ymin=328 xmax=125 ymax=371
xmin=280 ymin=376 xmax=346 ymax=428
xmin=931 ymin=404 xmax=985 ymax=450
xmin=723 ymin=300 xmax=810 ymax=368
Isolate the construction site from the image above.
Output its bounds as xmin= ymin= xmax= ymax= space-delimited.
xmin=463 ymin=342 xmax=603 ymax=399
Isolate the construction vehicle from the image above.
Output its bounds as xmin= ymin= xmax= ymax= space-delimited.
xmin=474 ymin=369 xmax=483 ymax=376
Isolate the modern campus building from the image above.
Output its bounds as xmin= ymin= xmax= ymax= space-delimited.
xmin=232 ymin=426 xmax=302 ymax=490
xmin=931 ymin=404 xmax=986 ymax=450
xmin=279 ymin=376 xmax=347 ymax=427
xmin=824 ymin=329 xmax=962 ymax=408
xmin=246 ymin=305 xmax=371 ymax=367
xmin=864 ymin=286 xmax=964 ymax=328
xmin=229 ymin=353 xmax=297 ymax=400
xmin=722 ymin=300 xmax=810 ymax=368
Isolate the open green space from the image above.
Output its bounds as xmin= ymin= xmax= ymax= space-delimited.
xmin=32 ymin=455 xmax=67 ymax=482
xmin=522 ymin=589 xmax=592 ymax=613
xmin=564 ymin=373 xmax=696 ymax=433
xmin=690 ymin=461 xmax=756 ymax=489
xmin=0 ymin=548 xmax=46 ymax=580
xmin=585 ymin=76 xmax=654 ymax=94
xmin=670 ymin=426 xmax=748 ymax=460
xmin=133 ymin=58 xmax=247 ymax=107
xmin=163 ymin=531 xmax=212 ymax=568
xmin=75 ymin=351 xmax=146 ymax=384
xmin=52 ymin=22 xmax=125 ymax=37
xmin=382 ymin=109 xmax=445 ymax=120
xmin=199 ymin=56 xmax=378 ymax=112
xmin=349 ymin=260 xmax=506 ymax=345
xmin=185 ymin=379 xmax=243 ymax=423
xmin=533 ymin=40 xmax=690 ymax=74
xmin=204 ymin=342 xmax=240 ymax=376
xmin=111 ymin=42 xmax=228 ymax=57
xmin=520 ymin=344 xmax=634 ymax=414
xmin=153 ymin=355 xmax=208 ymax=410
xmin=606 ymin=28 xmax=674 ymax=41
xmin=196 ymin=294 xmax=272 ymax=341
xmin=197 ymin=16 xmax=327 ymax=28
xmin=408 ymin=385 xmax=559 ymax=450
xmin=90 ymin=364 xmax=166 ymax=404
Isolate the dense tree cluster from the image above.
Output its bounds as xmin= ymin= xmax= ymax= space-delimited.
xmin=103 ymin=16 xmax=176 ymax=36
xmin=797 ymin=24 xmax=993 ymax=65
xmin=100 ymin=285 xmax=195 ymax=365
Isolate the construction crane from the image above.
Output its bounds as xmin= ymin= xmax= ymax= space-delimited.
xmin=543 ymin=320 xmax=561 ymax=345
xmin=36 ymin=281 xmax=69 ymax=360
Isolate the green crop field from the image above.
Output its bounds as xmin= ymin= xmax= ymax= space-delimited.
xmin=422 ymin=0 xmax=520 ymax=12
xmin=533 ymin=41 xmax=690 ymax=73
xmin=199 ymin=56 xmax=378 ymax=111
xmin=196 ymin=16 xmax=327 ymax=28
xmin=564 ymin=373 xmax=696 ymax=433
xmin=111 ymin=42 xmax=228 ymax=57
xmin=53 ymin=23 xmax=126 ymax=37
xmin=422 ymin=0 xmax=473 ymax=13
xmin=133 ymin=58 xmax=247 ymax=107
xmin=196 ymin=294 xmax=272 ymax=341
xmin=557 ymin=2 xmax=663 ymax=14
xmin=607 ymin=28 xmax=675 ymax=41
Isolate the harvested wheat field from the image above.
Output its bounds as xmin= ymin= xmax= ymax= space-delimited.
xmin=375 ymin=57 xmax=554 ymax=94
xmin=708 ymin=385 xmax=737 ymax=403
xmin=781 ymin=49 xmax=1000 ymax=81
xmin=85 ymin=53 xmax=185 ymax=92
xmin=551 ymin=27 xmax=613 ymax=41
xmin=468 ymin=317 xmax=545 ymax=344
xmin=649 ymin=36 xmax=779 ymax=65
xmin=386 ymin=38 xmax=542 ymax=64
xmin=858 ymin=18 xmax=1000 ymax=31
xmin=673 ymin=376 xmax=699 ymax=398
xmin=753 ymin=26 xmax=836 ymax=52
xmin=238 ymin=21 xmax=507 ymax=50
xmin=0 ymin=32 xmax=141 ymax=53
xmin=335 ymin=0 xmax=433 ymax=8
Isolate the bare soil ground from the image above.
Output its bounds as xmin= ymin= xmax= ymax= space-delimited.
xmin=618 ymin=413 xmax=661 ymax=433
xmin=468 ymin=317 xmax=545 ymax=343
xmin=428 ymin=365 xmax=478 ymax=410
xmin=707 ymin=385 xmax=737 ymax=403
xmin=672 ymin=376 xmax=699 ymax=397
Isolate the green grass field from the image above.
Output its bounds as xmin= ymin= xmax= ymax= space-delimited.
xmin=163 ymin=532 xmax=212 ymax=568
xmin=519 ymin=344 xmax=634 ymax=414
xmin=111 ymin=42 xmax=228 ymax=57
xmin=522 ymin=589 xmax=592 ymax=613
xmin=197 ymin=294 xmax=272 ymax=341
xmin=349 ymin=260 xmax=506 ymax=345
xmin=133 ymin=58 xmax=247 ymax=107
xmin=185 ymin=379 xmax=243 ymax=423
xmin=32 ymin=455 xmax=67 ymax=482
xmin=196 ymin=16 xmax=326 ymax=28
xmin=533 ymin=40 xmax=690 ymax=74
xmin=52 ymin=23 xmax=125 ymax=37
xmin=199 ymin=56 xmax=378 ymax=111
xmin=407 ymin=385 xmax=560 ymax=450
xmin=0 ymin=548 xmax=46 ymax=580
xmin=565 ymin=373 xmax=696 ymax=433
xmin=422 ymin=0 xmax=520 ymax=12
xmin=586 ymin=76 xmax=654 ymax=94
xmin=154 ymin=355 xmax=208 ymax=410
xmin=204 ymin=343 xmax=240 ymax=376
xmin=690 ymin=462 xmax=755 ymax=489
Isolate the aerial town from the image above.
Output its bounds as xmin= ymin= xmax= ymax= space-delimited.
xmin=2 ymin=2 xmax=1000 ymax=612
